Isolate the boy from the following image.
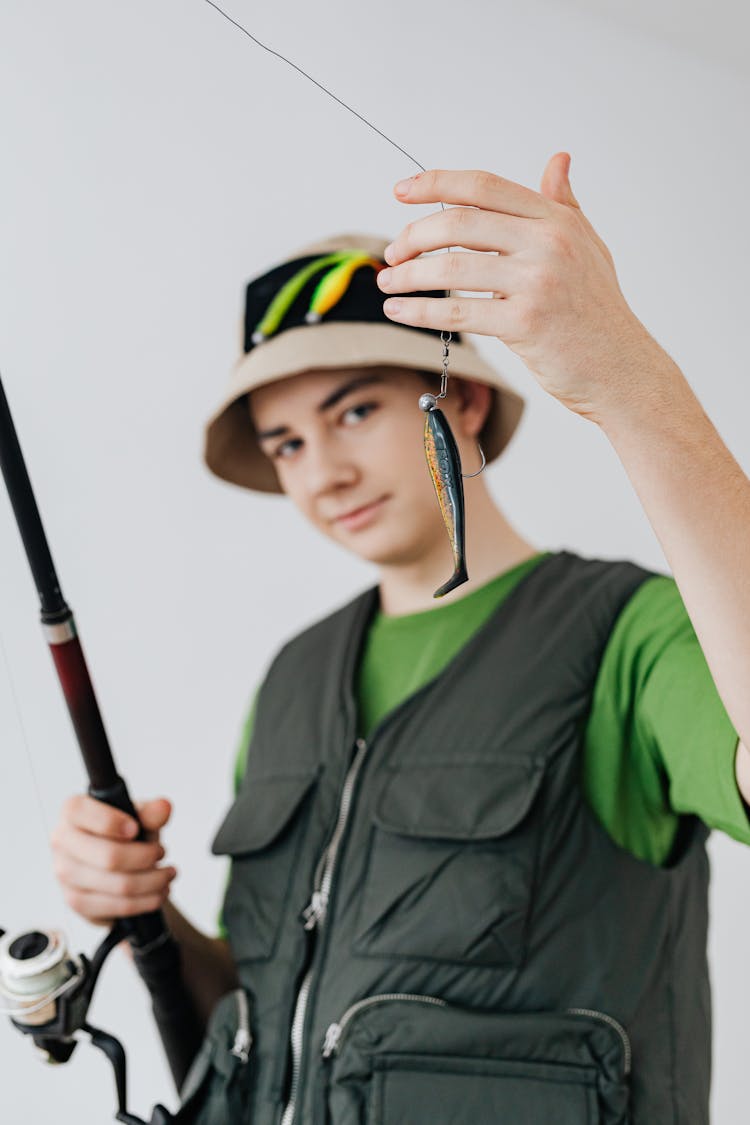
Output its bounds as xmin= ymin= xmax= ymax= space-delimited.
xmin=52 ymin=158 xmax=750 ymax=1124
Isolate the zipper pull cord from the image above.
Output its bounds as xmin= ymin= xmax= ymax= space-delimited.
xmin=321 ymin=1023 xmax=342 ymax=1059
xmin=231 ymin=989 xmax=252 ymax=1064
xmin=301 ymin=889 xmax=328 ymax=932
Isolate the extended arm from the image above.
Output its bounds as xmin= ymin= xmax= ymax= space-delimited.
xmin=597 ymin=359 xmax=750 ymax=803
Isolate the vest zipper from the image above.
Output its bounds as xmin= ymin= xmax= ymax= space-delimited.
xmin=322 ymin=993 xmax=448 ymax=1057
xmin=321 ymin=993 xmax=632 ymax=1077
xmin=230 ymin=987 xmax=252 ymax=1064
xmin=565 ymin=1006 xmax=632 ymax=1075
xmin=279 ymin=736 xmax=369 ymax=1125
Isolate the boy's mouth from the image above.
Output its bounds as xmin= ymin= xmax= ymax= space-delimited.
xmin=332 ymin=495 xmax=389 ymax=529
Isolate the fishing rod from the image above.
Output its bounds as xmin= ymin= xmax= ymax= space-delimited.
xmin=0 ymin=371 xmax=204 ymax=1123
xmin=0 ymin=2 xmax=483 ymax=1118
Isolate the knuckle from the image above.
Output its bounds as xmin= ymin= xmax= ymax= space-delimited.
xmin=101 ymin=845 xmax=120 ymax=872
xmin=446 ymin=252 xmax=462 ymax=280
xmin=404 ymin=302 xmax=423 ymax=326
xmin=539 ymin=270 xmax=558 ymax=297
xmin=527 ymin=261 xmax=556 ymax=295
xmin=397 ymin=259 xmax=413 ymax=289
xmin=547 ymin=224 xmax=572 ymax=255
xmin=475 ymin=169 xmax=498 ymax=193
xmin=448 ymin=301 xmax=465 ymax=327
xmin=517 ymin=300 xmax=541 ymax=335
xmin=114 ymin=873 xmax=135 ymax=897
xmin=450 ymin=207 xmax=472 ymax=235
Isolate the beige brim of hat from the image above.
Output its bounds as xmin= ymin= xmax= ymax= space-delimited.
xmin=203 ymin=232 xmax=527 ymax=495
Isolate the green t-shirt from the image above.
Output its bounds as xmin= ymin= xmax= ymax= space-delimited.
xmin=217 ymin=551 xmax=749 ymax=938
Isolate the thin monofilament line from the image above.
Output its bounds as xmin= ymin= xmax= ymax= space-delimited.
xmin=202 ymin=1 xmax=454 ymax=369
xmin=201 ymin=0 xmax=447 ymax=218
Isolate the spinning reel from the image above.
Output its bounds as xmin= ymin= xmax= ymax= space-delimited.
xmin=0 ymin=924 xmax=174 ymax=1124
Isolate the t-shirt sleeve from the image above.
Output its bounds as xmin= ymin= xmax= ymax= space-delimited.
xmin=216 ymin=691 xmax=259 ymax=940
xmin=583 ymin=572 xmax=750 ymax=867
xmin=631 ymin=576 xmax=750 ymax=845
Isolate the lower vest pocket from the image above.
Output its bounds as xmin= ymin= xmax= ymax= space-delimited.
xmin=173 ymin=988 xmax=254 ymax=1125
xmin=319 ymin=994 xmax=631 ymax=1124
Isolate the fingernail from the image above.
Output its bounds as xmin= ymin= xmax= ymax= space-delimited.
xmin=121 ymin=821 xmax=137 ymax=838
xmin=377 ymin=267 xmax=392 ymax=287
xmin=383 ymin=299 xmax=402 ymax=314
xmin=383 ymin=243 xmax=395 ymax=263
xmin=394 ymin=177 xmax=413 ymax=195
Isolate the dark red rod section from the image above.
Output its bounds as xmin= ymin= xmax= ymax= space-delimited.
xmin=0 ymin=371 xmax=204 ymax=1090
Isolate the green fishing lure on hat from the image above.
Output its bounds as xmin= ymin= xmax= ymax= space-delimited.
xmin=203 ymin=231 xmax=526 ymax=497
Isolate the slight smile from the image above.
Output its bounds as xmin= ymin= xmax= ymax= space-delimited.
xmin=332 ymin=495 xmax=390 ymax=530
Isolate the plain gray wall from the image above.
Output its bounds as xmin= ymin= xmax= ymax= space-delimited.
xmin=0 ymin=0 xmax=747 ymax=1120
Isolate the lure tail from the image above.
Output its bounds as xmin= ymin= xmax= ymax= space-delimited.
xmin=420 ymin=396 xmax=469 ymax=598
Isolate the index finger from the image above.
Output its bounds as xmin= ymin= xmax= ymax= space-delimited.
xmin=393 ymin=168 xmax=551 ymax=221
xmin=64 ymin=793 xmax=140 ymax=840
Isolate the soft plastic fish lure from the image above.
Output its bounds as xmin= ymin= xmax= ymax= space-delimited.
xmin=250 ymin=250 xmax=386 ymax=344
xmin=202 ymin=1 xmax=486 ymax=593
xmin=306 ymin=253 xmax=385 ymax=322
xmin=419 ymin=392 xmax=468 ymax=598
xmin=418 ymin=334 xmax=486 ymax=597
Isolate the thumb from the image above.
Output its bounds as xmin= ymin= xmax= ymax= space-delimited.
xmin=133 ymin=797 xmax=173 ymax=836
xmin=540 ymin=151 xmax=581 ymax=209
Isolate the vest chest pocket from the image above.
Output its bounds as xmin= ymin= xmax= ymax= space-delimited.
xmin=352 ymin=760 xmax=545 ymax=968
xmin=212 ymin=770 xmax=320 ymax=960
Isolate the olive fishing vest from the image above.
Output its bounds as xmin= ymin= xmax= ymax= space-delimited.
xmin=178 ymin=549 xmax=712 ymax=1125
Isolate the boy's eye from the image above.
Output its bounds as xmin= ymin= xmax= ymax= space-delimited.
xmin=267 ymin=401 xmax=378 ymax=460
xmin=273 ymin=437 xmax=303 ymax=460
xmin=342 ymin=401 xmax=377 ymax=425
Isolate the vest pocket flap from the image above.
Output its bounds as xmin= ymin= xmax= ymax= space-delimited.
xmin=323 ymin=997 xmax=630 ymax=1123
xmin=211 ymin=770 xmax=319 ymax=856
xmin=372 ymin=760 xmax=545 ymax=841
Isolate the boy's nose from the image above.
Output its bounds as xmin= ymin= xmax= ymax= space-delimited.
xmin=305 ymin=444 xmax=360 ymax=497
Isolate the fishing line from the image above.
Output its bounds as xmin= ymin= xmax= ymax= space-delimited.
xmin=199 ymin=4 xmax=459 ymax=406
xmin=201 ymin=0 xmax=441 ymax=190
xmin=201 ymin=2 xmax=484 ymax=600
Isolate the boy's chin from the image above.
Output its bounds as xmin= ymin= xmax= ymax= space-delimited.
xmin=335 ymin=534 xmax=429 ymax=569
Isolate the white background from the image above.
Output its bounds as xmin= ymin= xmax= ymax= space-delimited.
xmin=0 ymin=1 xmax=747 ymax=1121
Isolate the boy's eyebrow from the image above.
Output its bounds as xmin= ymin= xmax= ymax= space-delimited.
xmin=255 ymin=373 xmax=386 ymax=442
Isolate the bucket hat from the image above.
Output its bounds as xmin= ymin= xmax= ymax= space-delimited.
xmin=203 ymin=231 xmax=526 ymax=493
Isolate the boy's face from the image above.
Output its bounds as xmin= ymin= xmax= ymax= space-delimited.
xmin=249 ymin=365 xmax=490 ymax=569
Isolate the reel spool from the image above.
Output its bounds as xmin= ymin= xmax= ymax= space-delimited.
xmin=0 ymin=925 xmax=174 ymax=1122
xmin=0 ymin=929 xmax=82 ymax=1029
xmin=0 ymin=928 xmax=84 ymax=1063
